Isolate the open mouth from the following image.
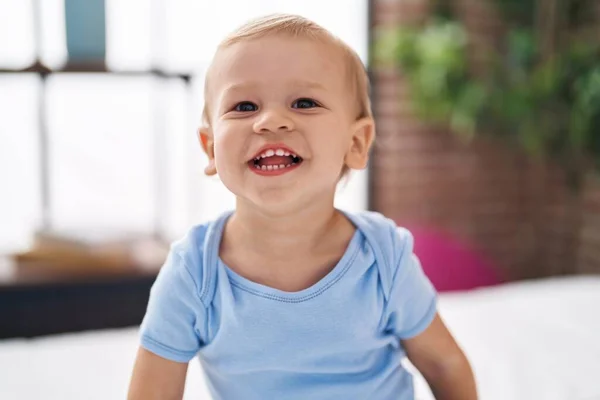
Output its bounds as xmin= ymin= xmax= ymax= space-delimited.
xmin=248 ymin=148 xmax=303 ymax=172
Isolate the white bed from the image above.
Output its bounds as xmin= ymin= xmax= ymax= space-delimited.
xmin=1 ymin=276 xmax=599 ymax=400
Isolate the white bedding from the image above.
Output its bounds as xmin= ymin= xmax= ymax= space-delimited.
xmin=1 ymin=276 xmax=599 ymax=400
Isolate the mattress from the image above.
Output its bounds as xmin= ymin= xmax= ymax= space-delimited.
xmin=1 ymin=276 xmax=599 ymax=400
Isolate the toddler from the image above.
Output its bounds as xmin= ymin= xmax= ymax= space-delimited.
xmin=128 ymin=14 xmax=476 ymax=400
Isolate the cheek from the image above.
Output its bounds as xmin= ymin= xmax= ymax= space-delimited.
xmin=212 ymin=132 xmax=245 ymax=194
xmin=311 ymin=123 xmax=350 ymax=158
xmin=212 ymin=127 xmax=242 ymax=172
xmin=310 ymin=130 xmax=349 ymax=172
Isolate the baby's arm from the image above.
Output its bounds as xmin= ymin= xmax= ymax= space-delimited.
xmin=383 ymin=225 xmax=477 ymax=399
xmin=402 ymin=312 xmax=477 ymax=400
xmin=128 ymin=348 xmax=188 ymax=400
xmin=127 ymin=247 xmax=206 ymax=400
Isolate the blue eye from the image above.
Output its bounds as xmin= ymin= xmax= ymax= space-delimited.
xmin=234 ymin=102 xmax=258 ymax=112
xmin=292 ymin=98 xmax=319 ymax=109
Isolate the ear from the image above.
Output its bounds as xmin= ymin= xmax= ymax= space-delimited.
xmin=198 ymin=127 xmax=217 ymax=176
xmin=344 ymin=117 xmax=375 ymax=170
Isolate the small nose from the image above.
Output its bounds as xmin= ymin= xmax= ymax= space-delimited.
xmin=253 ymin=107 xmax=294 ymax=134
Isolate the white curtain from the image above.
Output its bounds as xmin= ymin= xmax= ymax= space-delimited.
xmin=0 ymin=0 xmax=369 ymax=252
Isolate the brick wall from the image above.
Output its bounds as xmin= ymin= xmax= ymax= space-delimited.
xmin=369 ymin=0 xmax=600 ymax=280
xmin=578 ymin=176 xmax=600 ymax=273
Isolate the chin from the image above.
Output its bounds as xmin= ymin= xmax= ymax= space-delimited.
xmin=231 ymin=189 xmax=305 ymax=216
xmin=253 ymin=190 xmax=302 ymax=211
xmin=227 ymin=174 xmax=338 ymax=212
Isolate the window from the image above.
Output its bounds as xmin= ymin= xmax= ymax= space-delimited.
xmin=0 ymin=0 xmax=369 ymax=253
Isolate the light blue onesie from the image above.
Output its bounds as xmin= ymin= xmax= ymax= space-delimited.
xmin=140 ymin=210 xmax=437 ymax=399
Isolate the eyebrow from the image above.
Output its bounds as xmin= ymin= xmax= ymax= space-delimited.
xmin=222 ymin=80 xmax=326 ymax=95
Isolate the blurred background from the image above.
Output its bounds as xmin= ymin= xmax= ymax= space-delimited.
xmin=0 ymin=0 xmax=599 ymax=399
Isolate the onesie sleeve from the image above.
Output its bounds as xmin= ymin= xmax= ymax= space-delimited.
xmin=384 ymin=228 xmax=438 ymax=340
xmin=139 ymin=249 xmax=206 ymax=362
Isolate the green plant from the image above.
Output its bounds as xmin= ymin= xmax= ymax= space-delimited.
xmin=375 ymin=21 xmax=487 ymax=138
xmin=374 ymin=0 xmax=600 ymax=187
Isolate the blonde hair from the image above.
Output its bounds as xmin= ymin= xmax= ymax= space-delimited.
xmin=201 ymin=13 xmax=372 ymax=127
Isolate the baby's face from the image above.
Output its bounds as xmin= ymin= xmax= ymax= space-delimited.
xmin=205 ymin=36 xmax=360 ymax=211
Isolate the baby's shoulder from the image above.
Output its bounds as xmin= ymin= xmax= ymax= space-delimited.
xmin=170 ymin=223 xmax=211 ymax=269
xmin=167 ymin=218 xmax=222 ymax=306
xmin=350 ymin=210 xmax=412 ymax=240
xmin=348 ymin=211 xmax=415 ymax=297
xmin=349 ymin=210 xmax=414 ymax=258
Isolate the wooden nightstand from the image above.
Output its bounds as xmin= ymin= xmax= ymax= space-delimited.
xmin=0 ymin=262 xmax=160 ymax=339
